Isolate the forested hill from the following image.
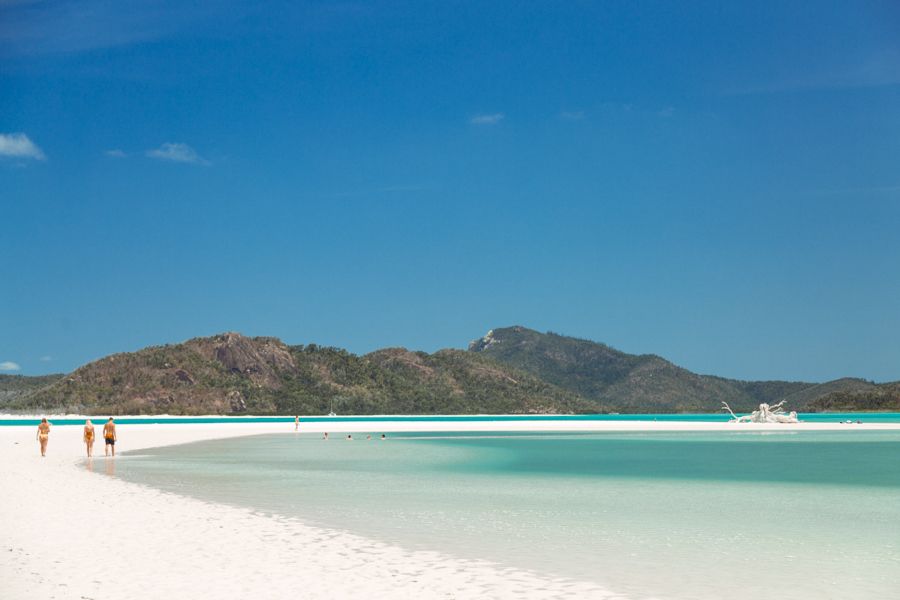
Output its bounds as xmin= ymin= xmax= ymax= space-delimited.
xmin=10 ymin=333 xmax=590 ymax=415
xmin=1 ymin=374 xmax=64 ymax=406
xmin=6 ymin=328 xmax=897 ymax=415
xmin=467 ymin=326 xmax=898 ymax=412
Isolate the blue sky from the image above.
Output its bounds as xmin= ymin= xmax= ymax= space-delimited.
xmin=2 ymin=1 xmax=899 ymax=382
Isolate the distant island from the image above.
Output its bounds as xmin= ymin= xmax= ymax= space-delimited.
xmin=3 ymin=326 xmax=898 ymax=415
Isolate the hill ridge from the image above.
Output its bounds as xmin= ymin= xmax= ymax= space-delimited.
xmin=466 ymin=325 xmax=895 ymax=412
xmin=11 ymin=331 xmax=590 ymax=415
xmin=5 ymin=327 xmax=898 ymax=414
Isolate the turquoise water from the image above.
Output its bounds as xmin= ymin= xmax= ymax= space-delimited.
xmin=5 ymin=411 xmax=900 ymax=426
xmin=112 ymin=431 xmax=900 ymax=600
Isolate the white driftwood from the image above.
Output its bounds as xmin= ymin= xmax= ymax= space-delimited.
xmin=721 ymin=401 xmax=799 ymax=423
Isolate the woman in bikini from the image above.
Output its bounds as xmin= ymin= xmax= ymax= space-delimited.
xmin=83 ymin=419 xmax=96 ymax=457
xmin=36 ymin=417 xmax=51 ymax=457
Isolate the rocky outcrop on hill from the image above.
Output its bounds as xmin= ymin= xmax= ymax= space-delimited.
xmin=195 ymin=333 xmax=296 ymax=388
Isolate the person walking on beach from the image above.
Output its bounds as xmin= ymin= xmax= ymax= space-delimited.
xmin=103 ymin=417 xmax=117 ymax=457
xmin=295 ymin=415 xmax=300 ymax=431
xmin=83 ymin=419 xmax=96 ymax=457
xmin=36 ymin=417 xmax=51 ymax=457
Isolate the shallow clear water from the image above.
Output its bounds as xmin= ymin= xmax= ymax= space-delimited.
xmin=112 ymin=431 xmax=900 ymax=600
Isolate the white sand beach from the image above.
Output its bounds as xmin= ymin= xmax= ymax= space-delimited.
xmin=2 ymin=417 xmax=899 ymax=600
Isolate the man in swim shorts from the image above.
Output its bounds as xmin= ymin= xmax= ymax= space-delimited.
xmin=103 ymin=417 xmax=117 ymax=457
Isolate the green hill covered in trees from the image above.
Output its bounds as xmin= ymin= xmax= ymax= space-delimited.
xmin=467 ymin=326 xmax=898 ymax=412
xmin=6 ymin=327 xmax=898 ymax=415
xmin=11 ymin=333 xmax=590 ymax=415
xmin=0 ymin=373 xmax=64 ymax=407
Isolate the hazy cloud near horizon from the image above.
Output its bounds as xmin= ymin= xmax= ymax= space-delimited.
xmin=0 ymin=361 xmax=22 ymax=371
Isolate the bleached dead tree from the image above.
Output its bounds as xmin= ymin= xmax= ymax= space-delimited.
xmin=721 ymin=400 xmax=799 ymax=423
xmin=721 ymin=401 xmax=753 ymax=422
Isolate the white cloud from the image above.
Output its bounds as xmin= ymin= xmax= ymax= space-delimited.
xmin=0 ymin=361 xmax=21 ymax=371
xmin=0 ymin=133 xmax=45 ymax=160
xmin=39 ymin=355 xmax=53 ymax=362
xmin=560 ymin=110 xmax=585 ymax=120
xmin=146 ymin=142 xmax=209 ymax=165
xmin=470 ymin=113 xmax=504 ymax=125
xmin=105 ymin=149 xmax=127 ymax=158
xmin=657 ymin=106 xmax=675 ymax=117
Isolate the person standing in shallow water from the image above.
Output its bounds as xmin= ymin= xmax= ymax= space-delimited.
xmin=295 ymin=416 xmax=299 ymax=431
xmin=103 ymin=417 xmax=117 ymax=457
xmin=36 ymin=417 xmax=51 ymax=457
xmin=83 ymin=419 xmax=96 ymax=457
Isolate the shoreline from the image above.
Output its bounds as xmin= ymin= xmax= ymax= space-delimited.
xmin=4 ymin=411 xmax=900 ymax=433
xmin=3 ymin=418 xmax=898 ymax=600
xmin=1 ymin=419 xmax=624 ymax=600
